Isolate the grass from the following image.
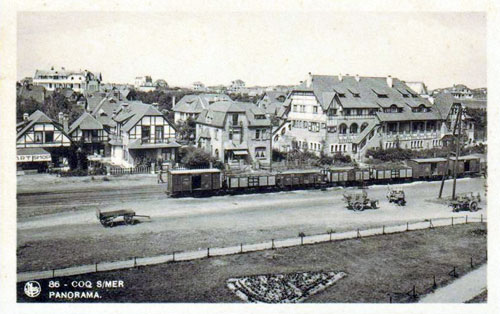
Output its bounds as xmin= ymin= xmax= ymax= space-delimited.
xmin=17 ymin=222 xmax=486 ymax=303
xmin=465 ymin=290 xmax=487 ymax=303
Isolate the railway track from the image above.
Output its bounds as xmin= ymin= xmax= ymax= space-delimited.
xmin=17 ymin=185 xmax=166 ymax=219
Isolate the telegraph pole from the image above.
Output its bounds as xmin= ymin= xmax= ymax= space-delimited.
xmin=452 ymin=108 xmax=463 ymax=200
xmin=438 ymin=106 xmax=463 ymax=199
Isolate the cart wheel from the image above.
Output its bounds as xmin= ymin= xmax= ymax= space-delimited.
xmin=353 ymin=202 xmax=363 ymax=211
xmin=124 ymin=215 xmax=134 ymax=225
xmin=100 ymin=218 xmax=108 ymax=227
xmin=469 ymin=201 xmax=478 ymax=212
xmin=106 ymin=219 xmax=114 ymax=227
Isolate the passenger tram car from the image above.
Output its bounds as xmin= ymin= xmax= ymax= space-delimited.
xmin=165 ymin=155 xmax=484 ymax=197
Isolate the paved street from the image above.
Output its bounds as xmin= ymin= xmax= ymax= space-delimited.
xmin=17 ymin=176 xmax=486 ymax=272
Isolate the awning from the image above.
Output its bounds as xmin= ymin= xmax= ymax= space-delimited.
xmin=17 ymin=148 xmax=51 ymax=163
xmin=232 ymin=150 xmax=249 ymax=156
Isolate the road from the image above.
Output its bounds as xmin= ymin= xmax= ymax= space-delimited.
xmin=17 ymin=176 xmax=487 ymax=272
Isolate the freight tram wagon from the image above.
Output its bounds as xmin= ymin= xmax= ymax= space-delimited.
xmin=164 ymin=155 xmax=483 ymax=197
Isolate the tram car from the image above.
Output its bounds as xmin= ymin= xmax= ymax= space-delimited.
xmin=166 ymin=168 xmax=222 ymax=197
xmin=164 ymin=155 xmax=484 ymax=197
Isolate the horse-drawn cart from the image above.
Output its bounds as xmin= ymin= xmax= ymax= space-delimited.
xmin=96 ymin=209 xmax=150 ymax=227
xmin=343 ymin=189 xmax=379 ymax=211
xmin=448 ymin=193 xmax=481 ymax=212
xmin=386 ymin=187 xmax=406 ymax=206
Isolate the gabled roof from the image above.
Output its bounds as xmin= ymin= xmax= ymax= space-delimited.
xmin=17 ymin=110 xmax=63 ymax=140
xmin=432 ymin=93 xmax=457 ymax=119
xmin=173 ymin=94 xmax=232 ymax=114
xmin=196 ymin=101 xmax=271 ymax=128
xmin=68 ymin=112 xmax=104 ymax=134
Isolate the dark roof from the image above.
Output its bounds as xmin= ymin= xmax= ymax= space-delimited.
xmin=196 ymin=101 xmax=271 ymax=128
xmin=173 ymin=94 xmax=231 ymax=114
xmin=17 ymin=147 xmax=50 ymax=156
xmin=68 ymin=112 xmax=104 ymax=134
xmin=295 ymin=75 xmax=432 ymax=112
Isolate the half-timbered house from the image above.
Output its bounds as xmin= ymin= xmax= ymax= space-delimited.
xmin=16 ymin=110 xmax=72 ymax=171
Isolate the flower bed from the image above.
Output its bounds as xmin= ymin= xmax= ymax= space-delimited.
xmin=227 ymin=271 xmax=346 ymax=303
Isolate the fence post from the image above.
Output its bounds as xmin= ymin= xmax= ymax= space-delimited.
xmin=173 ymin=252 xmax=176 ymax=262
xmin=272 ymin=239 xmax=275 ymax=250
xmin=466 ymin=215 xmax=468 ymax=224
xmin=429 ymin=219 xmax=433 ymax=229
xmin=95 ymin=263 xmax=98 ymax=272
xmin=134 ymin=257 xmax=137 ymax=267
xmin=52 ymin=269 xmax=55 ymax=278
xmin=471 ymin=257 xmax=473 ymax=269
xmin=412 ymin=285 xmax=416 ymax=298
xmin=382 ymin=225 xmax=385 ymax=235
xmin=481 ymin=214 xmax=483 ymax=223
xmin=357 ymin=229 xmax=361 ymax=238
xmin=207 ymin=248 xmax=210 ymax=258
xmin=240 ymin=243 xmax=243 ymax=253
xmin=451 ymin=217 xmax=454 ymax=227
xmin=389 ymin=295 xmax=392 ymax=303
xmin=433 ymin=275 xmax=437 ymax=288
xmin=406 ymin=222 xmax=409 ymax=231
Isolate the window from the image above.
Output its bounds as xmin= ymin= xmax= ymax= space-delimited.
xmin=344 ymin=109 xmax=351 ymax=116
xmin=350 ymin=123 xmax=358 ymax=134
xmin=339 ymin=124 xmax=347 ymax=134
xmin=232 ymin=114 xmax=238 ymax=126
xmin=141 ymin=126 xmax=151 ymax=141
xmin=338 ymin=93 xmax=346 ymax=98
xmin=293 ymin=105 xmax=298 ymax=112
xmin=360 ymin=122 xmax=369 ymax=132
xmin=34 ymin=131 xmax=43 ymax=143
xmin=155 ymin=126 xmax=164 ymax=142
xmin=45 ymin=131 xmax=54 ymax=143
xmin=255 ymin=147 xmax=266 ymax=158
xmin=229 ymin=132 xmax=233 ymax=140
xmin=256 ymin=129 xmax=260 ymax=139
xmin=313 ymin=106 xmax=318 ymax=114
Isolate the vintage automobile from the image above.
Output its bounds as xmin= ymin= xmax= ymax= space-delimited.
xmin=343 ymin=189 xmax=379 ymax=211
xmin=386 ymin=187 xmax=406 ymax=206
xmin=448 ymin=192 xmax=481 ymax=212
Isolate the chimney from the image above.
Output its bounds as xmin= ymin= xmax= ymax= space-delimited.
xmin=355 ymin=74 xmax=360 ymax=82
xmin=63 ymin=113 xmax=69 ymax=133
xmin=338 ymin=73 xmax=343 ymax=81
xmin=306 ymin=72 xmax=313 ymax=88
xmin=51 ymin=66 xmax=54 ymax=70
xmin=23 ymin=113 xmax=29 ymax=121
xmin=386 ymin=75 xmax=393 ymax=88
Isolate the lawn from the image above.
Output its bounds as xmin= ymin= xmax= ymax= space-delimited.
xmin=18 ymin=223 xmax=487 ymax=303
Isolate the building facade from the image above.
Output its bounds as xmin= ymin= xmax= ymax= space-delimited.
xmin=196 ymin=101 xmax=272 ymax=168
xmin=108 ymin=101 xmax=179 ymax=167
xmin=273 ymin=73 xmax=459 ymax=160
xmin=68 ymin=112 xmax=110 ymax=157
xmin=33 ymin=67 xmax=101 ymax=93
xmin=173 ymin=93 xmax=232 ymax=124
xmin=16 ymin=110 xmax=72 ymax=171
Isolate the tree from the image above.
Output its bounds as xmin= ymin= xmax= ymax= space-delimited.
xmin=176 ymin=117 xmax=196 ymax=142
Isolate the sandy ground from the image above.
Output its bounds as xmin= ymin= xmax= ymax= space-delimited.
xmin=17 ymin=176 xmax=486 ymax=272
xmin=17 ymin=223 xmax=487 ymax=303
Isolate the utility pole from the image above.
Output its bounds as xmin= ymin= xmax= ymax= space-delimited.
xmin=438 ymin=106 xmax=463 ymax=199
xmin=452 ymin=108 xmax=463 ymax=200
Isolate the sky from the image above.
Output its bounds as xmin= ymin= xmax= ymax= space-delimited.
xmin=17 ymin=11 xmax=486 ymax=89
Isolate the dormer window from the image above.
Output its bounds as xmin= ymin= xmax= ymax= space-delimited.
xmin=338 ymin=93 xmax=346 ymax=98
